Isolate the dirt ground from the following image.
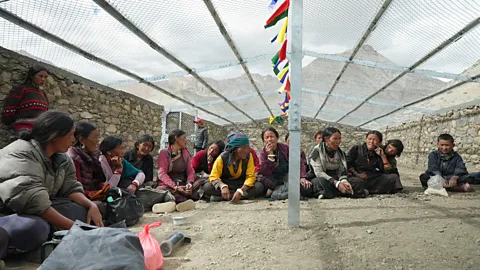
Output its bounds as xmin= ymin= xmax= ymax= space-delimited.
xmin=5 ymin=166 xmax=480 ymax=270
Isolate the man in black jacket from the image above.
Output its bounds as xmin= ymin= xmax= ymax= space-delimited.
xmin=194 ymin=118 xmax=208 ymax=154
xmin=419 ymin=134 xmax=473 ymax=192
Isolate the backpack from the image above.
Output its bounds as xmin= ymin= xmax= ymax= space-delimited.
xmin=105 ymin=187 xmax=144 ymax=227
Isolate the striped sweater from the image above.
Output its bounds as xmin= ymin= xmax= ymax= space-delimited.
xmin=2 ymin=84 xmax=49 ymax=131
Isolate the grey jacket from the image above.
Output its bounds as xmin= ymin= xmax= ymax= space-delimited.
xmin=194 ymin=127 xmax=208 ymax=149
xmin=309 ymin=142 xmax=348 ymax=182
xmin=0 ymin=139 xmax=84 ymax=215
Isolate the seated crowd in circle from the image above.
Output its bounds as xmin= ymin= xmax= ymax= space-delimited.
xmin=0 ymin=110 xmax=478 ymax=262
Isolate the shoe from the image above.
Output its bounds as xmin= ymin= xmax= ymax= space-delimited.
xmin=210 ymin=195 xmax=223 ymax=202
xmin=176 ymin=199 xmax=195 ymax=212
xmin=152 ymin=201 xmax=176 ymax=213
xmin=317 ymin=194 xmax=324 ymax=200
xmin=364 ymin=189 xmax=370 ymax=197
xmin=0 ymin=259 xmax=5 ymax=269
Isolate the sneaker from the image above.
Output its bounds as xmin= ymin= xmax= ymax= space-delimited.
xmin=364 ymin=189 xmax=370 ymax=197
xmin=317 ymin=194 xmax=324 ymax=200
xmin=0 ymin=259 xmax=5 ymax=269
xmin=176 ymin=199 xmax=195 ymax=212
xmin=210 ymin=195 xmax=223 ymax=202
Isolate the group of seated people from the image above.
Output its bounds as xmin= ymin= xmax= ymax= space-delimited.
xmin=0 ymin=109 xmax=477 ymax=262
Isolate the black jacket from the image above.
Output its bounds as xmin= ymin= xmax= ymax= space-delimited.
xmin=124 ymin=149 xmax=154 ymax=183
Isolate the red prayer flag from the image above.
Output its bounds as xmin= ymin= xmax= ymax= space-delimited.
xmin=264 ymin=0 xmax=290 ymax=29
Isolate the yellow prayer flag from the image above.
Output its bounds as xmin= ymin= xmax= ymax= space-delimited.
xmin=269 ymin=116 xmax=275 ymax=124
xmin=276 ymin=17 xmax=288 ymax=43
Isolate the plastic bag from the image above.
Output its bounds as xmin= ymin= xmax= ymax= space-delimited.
xmin=424 ymin=175 xmax=449 ymax=197
xmin=40 ymin=221 xmax=145 ymax=270
xmin=137 ymin=222 xmax=164 ymax=270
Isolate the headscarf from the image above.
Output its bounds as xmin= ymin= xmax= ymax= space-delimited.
xmin=224 ymin=132 xmax=250 ymax=167
xmin=225 ymin=132 xmax=249 ymax=152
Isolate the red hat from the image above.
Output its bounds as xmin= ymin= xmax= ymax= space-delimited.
xmin=193 ymin=118 xmax=204 ymax=124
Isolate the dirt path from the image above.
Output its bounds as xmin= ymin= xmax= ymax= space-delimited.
xmin=135 ymin=167 xmax=480 ymax=270
xmin=6 ymin=167 xmax=479 ymax=270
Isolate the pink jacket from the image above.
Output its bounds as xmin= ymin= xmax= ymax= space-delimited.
xmin=157 ymin=146 xmax=195 ymax=189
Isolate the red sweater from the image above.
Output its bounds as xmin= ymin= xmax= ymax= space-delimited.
xmin=2 ymin=84 xmax=48 ymax=131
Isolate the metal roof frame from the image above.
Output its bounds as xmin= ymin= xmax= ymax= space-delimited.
xmin=303 ymin=50 xmax=480 ymax=83
xmin=170 ymin=87 xmax=435 ymax=114
xmin=107 ymin=50 xmax=480 ymax=88
xmin=202 ymin=0 xmax=274 ymax=118
xmin=312 ymin=0 xmax=393 ymax=119
xmin=0 ymin=6 xmax=237 ymax=127
xmin=358 ymin=73 xmax=480 ymax=127
xmin=336 ymin=17 xmax=480 ymax=123
xmin=92 ymin=0 xmax=259 ymax=125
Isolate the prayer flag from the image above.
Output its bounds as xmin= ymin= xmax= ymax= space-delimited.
xmin=268 ymin=0 xmax=279 ymax=12
xmin=264 ymin=0 xmax=290 ymax=28
xmin=279 ymin=40 xmax=288 ymax=61
xmin=276 ymin=18 xmax=288 ymax=43
xmin=279 ymin=93 xmax=289 ymax=113
xmin=277 ymin=65 xmax=289 ymax=81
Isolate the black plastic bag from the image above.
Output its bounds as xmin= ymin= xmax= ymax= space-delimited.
xmin=106 ymin=187 xmax=144 ymax=227
xmin=39 ymin=221 xmax=145 ymax=270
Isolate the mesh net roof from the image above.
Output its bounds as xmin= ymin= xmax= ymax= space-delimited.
xmin=0 ymin=0 xmax=479 ymax=129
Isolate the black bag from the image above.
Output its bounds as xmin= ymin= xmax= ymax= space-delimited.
xmin=106 ymin=187 xmax=144 ymax=227
xmin=39 ymin=221 xmax=145 ymax=270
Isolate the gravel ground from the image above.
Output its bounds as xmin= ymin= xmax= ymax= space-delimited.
xmin=6 ymin=167 xmax=480 ymax=270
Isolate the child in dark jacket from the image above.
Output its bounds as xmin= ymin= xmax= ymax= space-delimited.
xmin=419 ymin=134 xmax=473 ymax=192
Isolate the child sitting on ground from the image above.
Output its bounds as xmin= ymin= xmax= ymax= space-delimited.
xmin=419 ymin=134 xmax=473 ymax=192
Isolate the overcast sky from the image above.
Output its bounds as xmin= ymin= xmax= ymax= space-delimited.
xmin=0 ymin=0 xmax=479 ymax=126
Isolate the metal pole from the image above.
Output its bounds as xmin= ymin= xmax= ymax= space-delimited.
xmin=194 ymin=109 xmax=199 ymax=155
xmin=287 ymin=0 xmax=303 ymax=227
xmin=160 ymin=110 xmax=169 ymax=150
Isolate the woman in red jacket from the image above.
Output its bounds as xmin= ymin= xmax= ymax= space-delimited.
xmin=157 ymin=129 xmax=202 ymax=211
xmin=2 ymin=66 xmax=49 ymax=137
xmin=192 ymin=140 xmax=226 ymax=175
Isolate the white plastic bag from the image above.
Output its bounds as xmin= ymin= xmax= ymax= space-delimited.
xmin=424 ymin=175 xmax=449 ymax=197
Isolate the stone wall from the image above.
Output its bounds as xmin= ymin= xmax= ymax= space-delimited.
xmin=231 ymin=117 xmax=366 ymax=154
xmin=383 ymin=105 xmax=480 ymax=171
xmin=0 ymin=47 xmax=228 ymax=157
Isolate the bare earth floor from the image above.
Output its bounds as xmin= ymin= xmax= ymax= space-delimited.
xmin=5 ymin=167 xmax=480 ymax=270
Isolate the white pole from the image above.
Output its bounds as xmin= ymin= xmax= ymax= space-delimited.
xmin=287 ymin=0 xmax=303 ymax=227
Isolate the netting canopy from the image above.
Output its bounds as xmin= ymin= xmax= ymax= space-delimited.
xmin=0 ymin=0 xmax=479 ymax=129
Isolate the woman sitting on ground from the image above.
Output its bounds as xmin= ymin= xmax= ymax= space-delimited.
xmin=203 ymin=132 xmax=264 ymax=202
xmin=2 ymin=65 xmax=49 ymax=138
xmin=157 ymin=129 xmax=202 ymax=210
xmin=124 ymin=134 xmax=156 ymax=186
xmin=0 ymin=111 xmax=103 ymax=258
xmin=67 ymin=122 xmax=105 ymax=198
xmin=382 ymin=139 xmax=404 ymax=176
xmin=347 ymin=130 xmax=403 ymax=195
xmin=192 ymin=140 xmax=226 ymax=176
xmin=309 ymin=127 xmax=365 ymax=199
xmin=99 ymin=136 xmax=174 ymax=211
xmin=258 ymin=127 xmax=312 ymax=200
